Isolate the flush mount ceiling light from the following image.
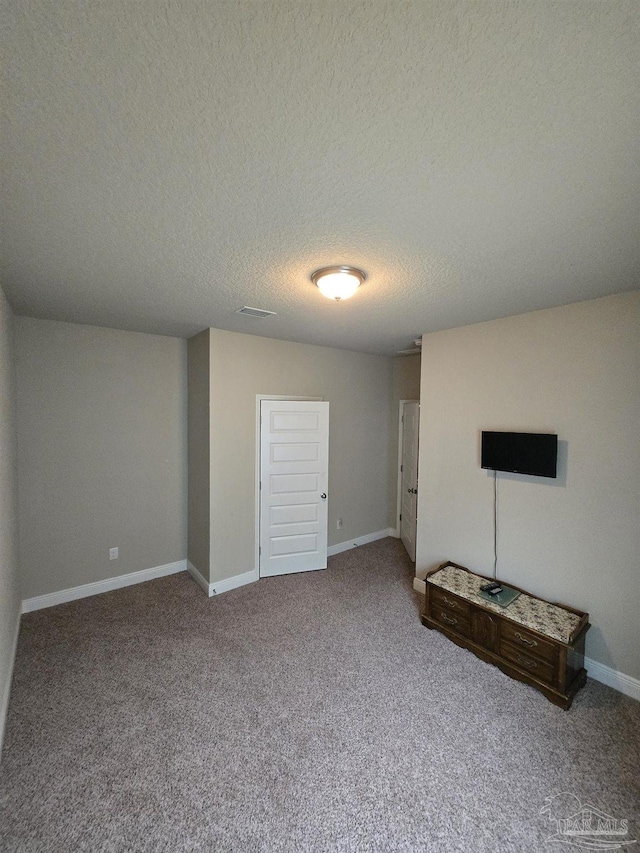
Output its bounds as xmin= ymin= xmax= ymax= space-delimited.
xmin=311 ymin=266 xmax=366 ymax=301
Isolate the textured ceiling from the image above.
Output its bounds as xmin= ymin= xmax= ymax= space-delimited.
xmin=2 ymin=1 xmax=639 ymax=355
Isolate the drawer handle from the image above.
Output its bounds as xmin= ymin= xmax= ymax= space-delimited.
xmin=440 ymin=613 xmax=457 ymax=626
xmin=442 ymin=596 xmax=458 ymax=609
xmin=515 ymin=632 xmax=537 ymax=648
xmin=516 ymin=654 xmax=537 ymax=668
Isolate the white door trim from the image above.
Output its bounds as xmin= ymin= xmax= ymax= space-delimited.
xmin=396 ymin=400 xmax=418 ymax=536
xmin=254 ymin=395 xmax=323 ymax=578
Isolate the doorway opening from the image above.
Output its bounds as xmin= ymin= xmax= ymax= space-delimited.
xmin=396 ymin=400 xmax=420 ymax=561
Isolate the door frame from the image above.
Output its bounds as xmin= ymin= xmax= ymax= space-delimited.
xmin=396 ymin=399 xmax=419 ymax=537
xmin=254 ymin=395 xmax=323 ymax=578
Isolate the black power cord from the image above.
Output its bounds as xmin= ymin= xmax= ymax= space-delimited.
xmin=493 ymin=469 xmax=498 ymax=579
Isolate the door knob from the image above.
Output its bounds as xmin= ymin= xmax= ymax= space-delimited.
xmin=320 ymin=493 xmax=327 ymax=500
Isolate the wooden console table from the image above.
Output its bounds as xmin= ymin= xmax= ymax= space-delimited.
xmin=422 ymin=561 xmax=590 ymax=709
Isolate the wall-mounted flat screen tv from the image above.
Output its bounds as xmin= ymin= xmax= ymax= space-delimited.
xmin=481 ymin=431 xmax=558 ymax=479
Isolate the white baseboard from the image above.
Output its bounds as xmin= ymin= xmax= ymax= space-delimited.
xmin=212 ymin=569 xmax=258 ymax=596
xmin=186 ymin=560 xmax=210 ymax=594
xmin=585 ymin=657 xmax=640 ymax=703
xmin=328 ymin=527 xmax=396 ymax=558
xmin=413 ymin=577 xmax=426 ymax=595
xmin=21 ymin=560 xmax=187 ymax=613
xmin=187 ymin=561 xmax=258 ymax=597
xmin=0 ymin=610 xmax=21 ymax=760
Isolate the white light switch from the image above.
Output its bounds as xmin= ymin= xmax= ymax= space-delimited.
xmin=109 ymin=547 xmax=119 ymax=560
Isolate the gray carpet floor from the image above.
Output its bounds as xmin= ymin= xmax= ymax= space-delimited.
xmin=1 ymin=537 xmax=638 ymax=852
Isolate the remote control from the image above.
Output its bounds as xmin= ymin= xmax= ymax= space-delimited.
xmin=480 ymin=581 xmax=501 ymax=592
xmin=487 ymin=585 xmax=503 ymax=595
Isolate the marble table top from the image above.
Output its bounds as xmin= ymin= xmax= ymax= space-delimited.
xmin=428 ymin=564 xmax=582 ymax=644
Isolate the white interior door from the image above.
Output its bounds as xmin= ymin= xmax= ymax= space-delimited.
xmin=400 ymin=401 xmax=420 ymax=561
xmin=260 ymin=400 xmax=329 ymax=577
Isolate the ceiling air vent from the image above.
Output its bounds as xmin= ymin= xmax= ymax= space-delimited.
xmin=397 ymin=339 xmax=422 ymax=356
xmin=235 ymin=306 xmax=277 ymax=319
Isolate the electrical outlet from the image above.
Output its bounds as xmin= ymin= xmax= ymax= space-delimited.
xmin=337 ymin=518 xmax=343 ymax=530
xmin=109 ymin=547 xmax=119 ymax=560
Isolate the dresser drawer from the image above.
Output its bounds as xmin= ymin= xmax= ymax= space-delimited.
xmin=500 ymin=622 xmax=558 ymax=664
xmin=422 ymin=561 xmax=589 ymax=709
xmin=500 ymin=641 xmax=557 ymax=685
xmin=430 ymin=605 xmax=470 ymax=637
xmin=431 ymin=587 xmax=471 ymax=618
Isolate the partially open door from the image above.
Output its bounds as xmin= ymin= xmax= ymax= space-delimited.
xmin=400 ymin=401 xmax=419 ymax=561
xmin=259 ymin=400 xmax=329 ymax=577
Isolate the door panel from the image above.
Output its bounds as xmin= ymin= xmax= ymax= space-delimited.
xmin=270 ymin=503 xmax=318 ymax=525
xmin=270 ymin=473 xmax=319 ymax=494
xmin=271 ymin=443 xmax=319 ymax=463
xmin=270 ymin=533 xmax=319 ymax=557
xmin=400 ymin=401 xmax=420 ymax=561
xmin=260 ymin=400 xmax=329 ymax=577
xmin=271 ymin=411 xmax=319 ymax=431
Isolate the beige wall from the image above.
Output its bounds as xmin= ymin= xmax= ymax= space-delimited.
xmin=416 ymin=292 xmax=640 ymax=679
xmin=0 ymin=286 xmax=20 ymax=756
xmin=15 ymin=318 xmax=188 ymax=598
xmin=187 ymin=330 xmax=211 ymax=581
xmin=207 ymin=328 xmax=393 ymax=584
xmin=391 ymin=354 xmax=421 ymax=403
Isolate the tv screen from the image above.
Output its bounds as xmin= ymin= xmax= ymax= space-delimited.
xmin=481 ymin=431 xmax=558 ymax=479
